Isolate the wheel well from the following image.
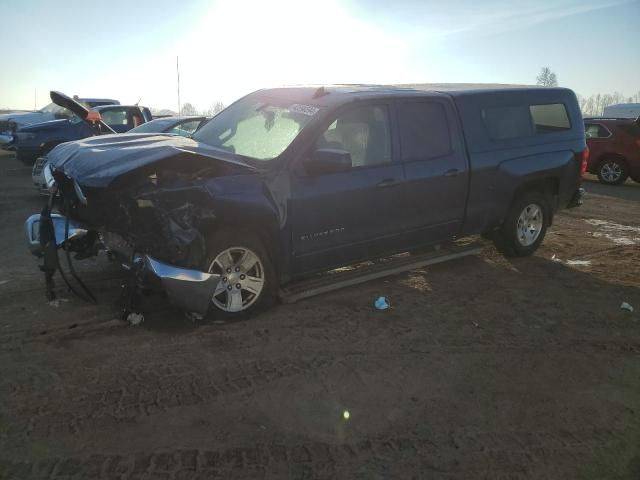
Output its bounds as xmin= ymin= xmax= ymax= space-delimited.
xmin=510 ymin=177 xmax=558 ymax=225
xmin=206 ymin=220 xmax=281 ymax=275
xmin=513 ymin=177 xmax=558 ymax=201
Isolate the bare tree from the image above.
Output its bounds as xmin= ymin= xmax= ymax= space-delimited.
xmin=207 ymin=101 xmax=226 ymax=116
xmin=180 ymin=102 xmax=198 ymax=116
xmin=536 ymin=67 xmax=558 ymax=87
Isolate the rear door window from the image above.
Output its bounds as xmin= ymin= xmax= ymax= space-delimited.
xmin=397 ymin=102 xmax=452 ymax=161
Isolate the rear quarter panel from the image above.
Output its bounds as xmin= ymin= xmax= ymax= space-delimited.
xmin=460 ymin=142 xmax=581 ymax=235
xmin=451 ymin=88 xmax=585 ymax=235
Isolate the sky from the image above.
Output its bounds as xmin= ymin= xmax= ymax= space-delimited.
xmin=0 ymin=0 xmax=638 ymax=111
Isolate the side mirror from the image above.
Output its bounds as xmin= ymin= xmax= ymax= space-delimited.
xmin=304 ymin=148 xmax=352 ymax=176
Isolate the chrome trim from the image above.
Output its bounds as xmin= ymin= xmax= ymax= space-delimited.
xmin=43 ymin=163 xmax=56 ymax=192
xmin=25 ymin=213 xmax=88 ymax=256
xmin=144 ymin=256 xmax=220 ymax=316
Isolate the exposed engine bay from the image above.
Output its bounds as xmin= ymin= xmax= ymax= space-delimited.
xmin=54 ymin=156 xmax=248 ymax=268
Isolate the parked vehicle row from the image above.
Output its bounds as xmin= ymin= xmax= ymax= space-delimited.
xmin=0 ymin=97 xmax=119 ymax=146
xmin=584 ymin=116 xmax=640 ymax=185
xmin=13 ymin=104 xmax=153 ymax=164
xmin=31 ymin=113 xmax=209 ymax=193
xmin=28 ymin=85 xmax=586 ymax=318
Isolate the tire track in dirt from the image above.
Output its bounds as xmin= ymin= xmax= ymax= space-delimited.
xmin=1 ymin=356 xmax=343 ymax=441
xmin=0 ymin=428 xmax=623 ymax=480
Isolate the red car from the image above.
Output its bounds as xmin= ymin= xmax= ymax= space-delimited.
xmin=584 ymin=117 xmax=640 ymax=185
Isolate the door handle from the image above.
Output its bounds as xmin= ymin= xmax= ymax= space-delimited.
xmin=444 ymin=168 xmax=461 ymax=177
xmin=377 ymin=178 xmax=401 ymax=188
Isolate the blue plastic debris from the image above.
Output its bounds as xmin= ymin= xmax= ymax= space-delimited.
xmin=374 ymin=296 xmax=390 ymax=310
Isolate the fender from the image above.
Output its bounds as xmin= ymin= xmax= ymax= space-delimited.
xmin=494 ymin=148 xmax=578 ymax=221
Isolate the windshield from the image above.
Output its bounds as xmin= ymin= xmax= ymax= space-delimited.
xmin=129 ymin=118 xmax=175 ymax=133
xmin=39 ymin=102 xmax=69 ymax=115
xmin=192 ymin=96 xmax=320 ymax=161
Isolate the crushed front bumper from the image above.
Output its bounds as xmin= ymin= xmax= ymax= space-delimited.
xmin=142 ymin=256 xmax=218 ymax=316
xmin=25 ymin=213 xmax=218 ymax=316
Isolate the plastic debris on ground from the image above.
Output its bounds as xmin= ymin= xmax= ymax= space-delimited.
xmin=374 ymin=296 xmax=390 ymax=310
xmin=620 ymin=302 xmax=634 ymax=313
xmin=126 ymin=312 xmax=145 ymax=326
xmin=551 ymin=254 xmax=562 ymax=263
xmin=566 ymin=260 xmax=592 ymax=266
xmin=184 ymin=311 xmax=204 ymax=322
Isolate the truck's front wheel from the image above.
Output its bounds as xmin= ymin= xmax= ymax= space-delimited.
xmin=493 ymin=192 xmax=550 ymax=257
xmin=204 ymin=229 xmax=276 ymax=320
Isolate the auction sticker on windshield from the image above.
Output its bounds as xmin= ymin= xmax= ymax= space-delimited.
xmin=289 ymin=104 xmax=320 ymax=116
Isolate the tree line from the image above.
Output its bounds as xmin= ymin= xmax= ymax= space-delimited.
xmin=151 ymin=101 xmax=226 ymax=117
xmin=536 ymin=67 xmax=639 ymax=117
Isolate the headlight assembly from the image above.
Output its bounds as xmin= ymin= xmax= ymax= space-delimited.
xmin=43 ymin=163 xmax=57 ymax=194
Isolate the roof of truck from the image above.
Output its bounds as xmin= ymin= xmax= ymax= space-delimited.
xmin=257 ymin=83 xmax=572 ymax=106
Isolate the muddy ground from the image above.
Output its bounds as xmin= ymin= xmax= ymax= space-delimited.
xmin=0 ymin=150 xmax=639 ymax=480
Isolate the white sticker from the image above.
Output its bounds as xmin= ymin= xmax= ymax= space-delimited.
xmin=289 ymin=104 xmax=319 ymax=116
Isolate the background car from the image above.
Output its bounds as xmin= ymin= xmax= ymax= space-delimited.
xmin=0 ymin=97 xmax=119 ymax=146
xmin=127 ymin=116 xmax=209 ymax=137
xmin=584 ymin=117 xmax=640 ymax=185
xmin=13 ymin=104 xmax=152 ymax=164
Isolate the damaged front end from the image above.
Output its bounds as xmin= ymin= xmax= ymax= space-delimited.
xmin=25 ymin=141 xmax=255 ymax=317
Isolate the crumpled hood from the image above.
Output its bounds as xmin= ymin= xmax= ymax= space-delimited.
xmin=0 ymin=111 xmax=55 ymax=130
xmin=49 ymin=133 xmax=254 ymax=188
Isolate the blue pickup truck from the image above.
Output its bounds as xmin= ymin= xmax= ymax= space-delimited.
xmin=11 ymin=102 xmax=152 ymax=164
xmin=28 ymin=85 xmax=586 ymax=318
xmin=0 ymin=97 xmax=119 ymax=146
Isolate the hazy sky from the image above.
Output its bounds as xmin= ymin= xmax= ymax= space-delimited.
xmin=0 ymin=0 xmax=638 ymax=110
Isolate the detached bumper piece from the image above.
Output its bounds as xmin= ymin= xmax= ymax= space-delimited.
xmin=567 ymin=187 xmax=585 ymax=208
xmin=25 ymin=213 xmax=87 ymax=256
xmin=144 ymin=256 xmax=219 ymax=316
xmin=26 ymin=212 xmax=218 ymax=316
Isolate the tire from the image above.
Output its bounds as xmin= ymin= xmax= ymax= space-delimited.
xmin=203 ymin=228 xmax=276 ymax=320
xmin=596 ymin=157 xmax=629 ymax=185
xmin=16 ymin=150 xmax=36 ymax=165
xmin=493 ymin=191 xmax=550 ymax=257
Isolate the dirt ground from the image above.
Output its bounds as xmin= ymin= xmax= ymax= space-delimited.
xmin=0 ymin=150 xmax=639 ymax=480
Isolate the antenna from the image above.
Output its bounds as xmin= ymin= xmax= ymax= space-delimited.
xmin=176 ymin=56 xmax=181 ymax=115
xmin=135 ymin=97 xmax=142 ymax=106
xmin=34 ymin=89 xmax=37 ymax=110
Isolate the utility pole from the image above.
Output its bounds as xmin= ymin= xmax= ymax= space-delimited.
xmin=176 ymin=56 xmax=181 ymax=116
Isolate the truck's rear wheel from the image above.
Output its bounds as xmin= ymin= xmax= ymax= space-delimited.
xmin=204 ymin=228 xmax=276 ymax=320
xmin=493 ymin=191 xmax=550 ymax=257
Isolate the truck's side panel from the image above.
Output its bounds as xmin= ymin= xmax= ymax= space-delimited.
xmin=449 ymin=88 xmax=585 ymax=235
